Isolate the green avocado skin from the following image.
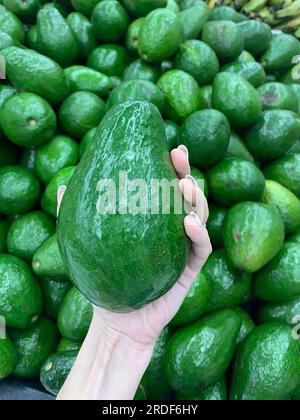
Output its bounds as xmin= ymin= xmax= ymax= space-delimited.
xmin=234 ymin=307 xmax=255 ymax=345
xmin=258 ymin=296 xmax=300 ymax=327
xmin=176 ymin=378 xmax=227 ymax=401
xmin=0 ymin=337 xmax=17 ymax=380
xmin=41 ymin=278 xmax=72 ymax=321
xmin=58 ymin=101 xmax=190 ymax=311
xmin=180 ymin=4 xmax=210 ymax=40
xmin=66 ymin=12 xmax=97 ymax=61
xmin=64 ymin=66 xmax=112 ymax=97
xmin=40 ymin=350 xmax=78 ymax=396
xmin=255 ymin=242 xmax=300 ymax=302
xmin=0 ymin=4 xmax=24 ymax=43
xmin=123 ymin=0 xmax=167 ymax=17
xmin=223 ymin=202 xmax=285 ymax=273
xmin=2 ymin=47 xmax=70 ymax=105
xmin=0 ymin=219 xmax=9 ymax=253
xmin=88 ymin=44 xmax=131 ymax=77
xmin=230 ymin=323 xmax=300 ymax=400
xmin=164 ymin=309 xmax=241 ymax=393
xmin=206 ymin=204 xmax=227 ymax=249
xmin=261 ymin=33 xmax=300 ymax=72
xmin=263 ymin=153 xmax=300 ymax=198
xmin=221 ymin=61 xmax=266 ymax=88
xmin=258 ymin=83 xmax=298 ymax=112
xmin=238 ymin=21 xmax=271 ymax=57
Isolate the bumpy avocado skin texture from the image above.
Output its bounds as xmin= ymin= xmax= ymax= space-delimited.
xmin=58 ymin=101 xmax=190 ymax=311
xmin=36 ymin=7 xmax=79 ymax=68
xmin=230 ymin=323 xmax=300 ymax=400
xmin=223 ymin=202 xmax=285 ymax=273
xmin=258 ymin=83 xmax=298 ymax=112
xmin=123 ymin=0 xmax=167 ymax=17
xmin=207 ymin=158 xmax=265 ymax=206
xmin=176 ymin=378 xmax=227 ymax=401
xmin=79 ymin=128 xmax=97 ymax=158
xmin=171 ymin=271 xmax=212 ymax=326
xmin=258 ymin=115 xmax=300 ymax=158
xmin=0 ymin=337 xmax=17 ymax=380
xmin=255 ymin=242 xmax=300 ymax=302
xmin=221 ymin=61 xmax=266 ymax=88
xmin=263 ymin=154 xmax=300 ymax=199
xmin=258 ymin=296 xmax=300 ymax=327
xmin=238 ymin=21 xmax=271 ymax=57
xmin=66 ymin=12 xmax=97 ymax=61
xmin=0 ymin=4 xmax=24 ymax=43
xmin=123 ymin=59 xmax=160 ymax=83
xmin=0 ymin=254 xmax=42 ymax=329
xmin=58 ymin=287 xmax=93 ymax=342
xmin=41 ymin=278 xmax=72 ymax=321
xmin=225 ymin=132 xmax=254 ymax=162
xmin=2 ymin=47 xmax=70 ymax=105
xmin=212 ymin=72 xmax=262 ymax=128
xmin=107 ymin=79 xmax=165 ymax=112
xmin=261 ymin=33 xmax=300 ymax=72
xmin=164 ymin=309 xmax=241 ymax=393
xmin=11 ymin=318 xmax=59 ymax=379
xmin=40 ymin=350 xmax=78 ymax=396
xmin=138 ymin=9 xmax=183 ymax=63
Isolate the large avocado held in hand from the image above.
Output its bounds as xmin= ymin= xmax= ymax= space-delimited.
xmin=262 ymin=180 xmax=300 ymax=235
xmin=138 ymin=9 xmax=183 ymax=63
xmin=255 ymin=242 xmax=300 ymax=302
xmin=263 ymin=154 xmax=300 ymax=199
xmin=223 ymin=202 xmax=285 ymax=273
xmin=123 ymin=0 xmax=167 ymax=17
xmin=244 ymin=111 xmax=300 ymax=162
xmin=202 ymin=20 xmax=244 ymax=63
xmin=164 ymin=309 xmax=241 ymax=393
xmin=179 ymin=109 xmax=230 ymax=168
xmin=261 ymin=33 xmax=300 ymax=72
xmin=230 ymin=323 xmax=300 ymax=400
xmin=212 ymin=73 xmax=262 ymax=128
xmin=0 ymin=254 xmax=42 ymax=329
xmin=238 ymin=20 xmax=271 ymax=57
xmin=58 ymin=101 xmax=190 ymax=311
xmin=2 ymin=47 xmax=70 ymax=105
xmin=36 ymin=7 xmax=79 ymax=68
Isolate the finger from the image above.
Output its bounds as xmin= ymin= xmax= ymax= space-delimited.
xmin=170 ymin=146 xmax=190 ymax=179
xmin=57 ymin=185 xmax=67 ymax=217
xmin=179 ymin=178 xmax=209 ymax=224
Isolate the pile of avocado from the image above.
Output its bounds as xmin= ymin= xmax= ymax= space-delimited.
xmin=0 ymin=0 xmax=300 ymax=401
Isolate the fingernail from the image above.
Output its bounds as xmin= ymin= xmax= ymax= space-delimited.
xmin=185 ymin=175 xmax=198 ymax=189
xmin=190 ymin=211 xmax=204 ymax=227
xmin=178 ymin=144 xmax=189 ymax=161
xmin=57 ymin=185 xmax=67 ymax=217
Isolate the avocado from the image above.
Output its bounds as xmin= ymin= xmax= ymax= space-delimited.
xmin=207 ymin=158 xmax=265 ymax=206
xmin=2 ymin=47 xmax=70 ymax=105
xmin=262 ymin=180 xmax=300 ymax=235
xmin=258 ymin=83 xmax=298 ymax=112
xmin=126 ymin=17 xmax=145 ymax=56
xmin=0 ymin=254 xmax=42 ymax=329
xmin=238 ymin=50 xmax=256 ymax=63
xmin=179 ymin=109 xmax=230 ymax=168
xmin=175 ymin=40 xmax=219 ymax=85
xmin=0 ymin=31 xmax=17 ymax=51
xmin=221 ymin=61 xmax=266 ymax=88
xmin=164 ymin=309 xmax=241 ymax=393
xmin=36 ymin=7 xmax=79 ymax=68
xmin=107 ymin=79 xmax=164 ymax=112
xmin=138 ymin=9 xmax=183 ymax=63
xmin=40 ymin=350 xmax=79 ymax=396
xmin=0 ymin=336 xmax=17 ymax=381
xmin=59 ymin=91 xmax=106 ymax=139
xmin=66 ymin=12 xmax=97 ymax=61
xmin=263 ymin=154 xmax=300 ymax=199
xmin=244 ymin=111 xmax=300 ymax=162
xmin=7 ymin=211 xmax=56 ymax=261
xmin=176 ymin=378 xmax=227 ymax=401
xmin=230 ymin=323 xmax=300 ymax=400
xmin=203 ymin=249 xmax=251 ymax=312
xmin=290 ymin=231 xmax=300 ymax=245
xmin=58 ymin=287 xmax=93 ymax=342
xmin=200 ymin=85 xmax=212 ymax=108
xmin=157 ymin=70 xmax=203 ymax=123
xmin=11 ymin=318 xmax=59 ymax=379
xmin=164 ymin=120 xmax=178 ymax=151
xmin=123 ymin=60 xmax=159 ymax=84
xmin=0 ymin=218 xmax=9 ymax=252
xmin=280 ymin=68 xmax=300 ymax=86
xmin=212 ymin=72 xmax=262 ymax=128
xmin=140 ymin=327 xmax=171 ymax=400
xmin=206 ymin=204 xmax=227 ymax=249
xmin=0 ymin=166 xmax=41 ymax=215
xmin=166 ymin=0 xmax=180 ymax=14
xmin=61 ymin=68 xmax=106 ymax=100
xmin=58 ymin=101 xmax=190 ymax=310
xmin=92 ymin=1 xmax=129 ymax=43
xmin=223 ymin=202 xmax=285 ymax=273
xmin=255 ymin=241 xmax=300 ymax=302
xmin=180 ymin=4 xmax=210 ymax=40
xmin=41 ymin=166 xmax=76 ymax=218
xmin=0 ymin=93 xmax=57 ymax=148
xmin=88 ymin=44 xmax=131 ymax=77
xmin=41 ymin=277 xmax=72 ymax=321
xmin=25 ymin=25 xmax=38 ymax=49
xmin=261 ymin=33 xmax=300 ymax=72
xmin=20 ymin=148 xmax=37 ymax=174
xmin=180 ymin=0 xmax=205 ymax=9
xmin=0 ymin=5 xmax=24 ymax=43
xmin=171 ymin=271 xmax=212 ymax=326
xmin=258 ymin=296 xmax=300 ymax=327
xmin=234 ymin=307 xmax=255 ymax=345
xmin=32 ymin=233 xmax=67 ymax=281
xmin=123 ymin=0 xmax=167 ymax=17
xmin=290 ymin=84 xmax=300 ymax=115
xmin=35 ymin=135 xmax=79 ymax=185
xmin=225 ymin=132 xmax=254 ymax=162
xmin=238 ymin=20 xmax=271 ymax=57
xmin=57 ymin=338 xmax=81 ymax=353
xmin=0 ymin=84 xmax=16 ymax=114
xmin=3 ymin=0 xmax=40 ymax=22
xmin=202 ymin=20 xmax=244 ymax=63
xmin=71 ymin=0 xmax=99 ymax=17
xmin=79 ymin=128 xmax=97 ymax=158
xmin=0 ymin=135 xmax=17 ymax=167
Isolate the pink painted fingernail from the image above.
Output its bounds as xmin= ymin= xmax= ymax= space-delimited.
xmin=57 ymin=185 xmax=67 ymax=217
xmin=190 ymin=211 xmax=204 ymax=227
xmin=185 ymin=174 xmax=198 ymax=189
xmin=178 ymin=144 xmax=189 ymax=160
